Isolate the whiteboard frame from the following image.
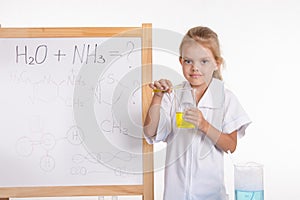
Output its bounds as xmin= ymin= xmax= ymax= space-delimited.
xmin=0 ymin=23 xmax=153 ymax=200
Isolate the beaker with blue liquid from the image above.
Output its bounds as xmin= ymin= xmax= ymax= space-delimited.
xmin=234 ymin=162 xmax=264 ymax=200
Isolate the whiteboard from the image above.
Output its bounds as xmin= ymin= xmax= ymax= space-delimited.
xmin=0 ymin=37 xmax=144 ymax=187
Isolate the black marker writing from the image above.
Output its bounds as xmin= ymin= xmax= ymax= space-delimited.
xmin=16 ymin=45 xmax=47 ymax=65
xmin=72 ymin=44 xmax=105 ymax=64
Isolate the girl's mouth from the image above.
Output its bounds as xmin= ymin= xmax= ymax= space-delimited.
xmin=190 ymin=74 xmax=201 ymax=78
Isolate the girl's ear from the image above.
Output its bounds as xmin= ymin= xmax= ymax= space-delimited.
xmin=179 ymin=56 xmax=183 ymax=64
xmin=215 ymin=61 xmax=221 ymax=71
xmin=214 ymin=65 xmax=219 ymax=71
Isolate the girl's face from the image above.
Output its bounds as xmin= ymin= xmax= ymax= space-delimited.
xmin=180 ymin=41 xmax=218 ymax=88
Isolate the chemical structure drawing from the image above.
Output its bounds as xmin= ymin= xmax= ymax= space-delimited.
xmin=70 ymin=151 xmax=137 ymax=177
xmin=9 ymin=69 xmax=88 ymax=107
xmin=15 ymin=117 xmax=137 ymax=177
xmin=15 ymin=123 xmax=84 ymax=173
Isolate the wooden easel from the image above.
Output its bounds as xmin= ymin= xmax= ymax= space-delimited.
xmin=0 ymin=23 xmax=153 ymax=200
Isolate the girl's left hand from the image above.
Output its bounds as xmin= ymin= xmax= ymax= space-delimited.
xmin=183 ymin=108 xmax=208 ymax=132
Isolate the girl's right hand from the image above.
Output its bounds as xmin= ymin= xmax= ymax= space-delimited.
xmin=149 ymin=79 xmax=173 ymax=97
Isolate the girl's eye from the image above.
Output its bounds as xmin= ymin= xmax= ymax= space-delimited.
xmin=184 ymin=59 xmax=192 ymax=64
xmin=201 ymin=59 xmax=209 ymax=65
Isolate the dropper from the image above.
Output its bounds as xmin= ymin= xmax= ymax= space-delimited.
xmin=152 ymin=85 xmax=184 ymax=93
xmin=152 ymin=88 xmax=172 ymax=93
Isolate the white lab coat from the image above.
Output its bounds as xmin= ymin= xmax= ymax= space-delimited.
xmin=145 ymin=78 xmax=251 ymax=200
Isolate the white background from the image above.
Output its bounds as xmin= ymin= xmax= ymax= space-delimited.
xmin=1 ymin=0 xmax=300 ymax=199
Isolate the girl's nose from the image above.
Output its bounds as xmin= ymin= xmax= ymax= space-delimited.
xmin=192 ymin=65 xmax=199 ymax=72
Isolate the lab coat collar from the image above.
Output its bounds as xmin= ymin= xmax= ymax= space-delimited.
xmin=194 ymin=78 xmax=225 ymax=109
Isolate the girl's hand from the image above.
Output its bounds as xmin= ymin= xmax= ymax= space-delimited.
xmin=183 ymin=108 xmax=209 ymax=132
xmin=149 ymin=79 xmax=173 ymax=97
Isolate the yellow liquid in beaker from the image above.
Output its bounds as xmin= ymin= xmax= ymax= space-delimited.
xmin=176 ymin=112 xmax=195 ymax=128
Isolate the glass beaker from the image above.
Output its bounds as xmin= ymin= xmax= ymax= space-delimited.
xmin=234 ymin=162 xmax=264 ymax=200
xmin=174 ymin=87 xmax=196 ymax=128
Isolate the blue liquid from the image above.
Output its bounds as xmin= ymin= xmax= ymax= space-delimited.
xmin=235 ymin=190 xmax=264 ymax=200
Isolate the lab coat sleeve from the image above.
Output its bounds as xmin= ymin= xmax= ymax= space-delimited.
xmin=222 ymin=89 xmax=252 ymax=138
xmin=144 ymin=94 xmax=172 ymax=144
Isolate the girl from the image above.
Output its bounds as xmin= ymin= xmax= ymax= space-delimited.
xmin=144 ymin=26 xmax=251 ymax=200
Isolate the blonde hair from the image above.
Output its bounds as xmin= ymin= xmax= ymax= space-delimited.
xmin=179 ymin=26 xmax=224 ymax=80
